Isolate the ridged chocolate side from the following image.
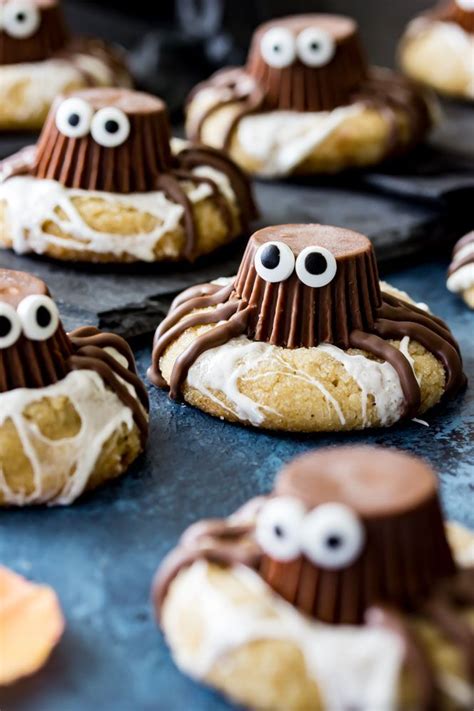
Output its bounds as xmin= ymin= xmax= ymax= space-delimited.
xmin=246 ymin=15 xmax=368 ymax=112
xmin=259 ymin=447 xmax=457 ymax=625
xmin=34 ymin=89 xmax=173 ymax=193
xmin=0 ymin=3 xmax=69 ymax=65
xmin=430 ymin=1 xmax=474 ymax=32
xmin=233 ymin=224 xmax=381 ymax=349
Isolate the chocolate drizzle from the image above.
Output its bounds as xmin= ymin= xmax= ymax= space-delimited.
xmin=149 ymin=224 xmax=466 ymax=417
xmin=153 ymin=446 xmax=473 ymax=693
xmin=0 ymin=88 xmax=257 ymax=262
xmin=186 ymin=14 xmax=431 ymax=158
xmin=0 ymin=0 xmax=69 ymax=66
xmin=0 ymin=270 xmax=149 ymax=444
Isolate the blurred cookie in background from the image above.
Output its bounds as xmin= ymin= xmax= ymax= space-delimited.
xmin=447 ymin=231 xmax=474 ymax=308
xmin=0 ymin=0 xmax=131 ymax=131
xmin=185 ymin=14 xmax=434 ymax=178
xmin=399 ymin=0 xmax=474 ymax=101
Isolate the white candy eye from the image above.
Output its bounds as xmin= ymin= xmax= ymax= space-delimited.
xmin=17 ymin=295 xmax=59 ymax=341
xmin=0 ymin=303 xmax=22 ymax=349
xmin=255 ymin=241 xmax=295 ymax=283
xmin=256 ymin=497 xmax=306 ymax=562
xmin=456 ymin=0 xmax=474 ymax=10
xmin=260 ymin=27 xmax=296 ymax=68
xmin=3 ymin=0 xmax=40 ymax=39
xmin=91 ymin=107 xmax=130 ymax=148
xmin=55 ymin=98 xmax=93 ymax=139
xmin=301 ymin=503 xmax=365 ymax=570
xmin=295 ymin=246 xmax=337 ymax=288
xmin=296 ymin=27 xmax=335 ymax=68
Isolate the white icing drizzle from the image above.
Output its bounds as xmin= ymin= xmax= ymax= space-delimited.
xmin=0 ymin=57 xmax=114 ymax=123
xmin=453 ymin=241 xmax=474 ymax=265
xmin=237 ymin=105 xmax=364 ymax=176
xmin=0 ymin=166 xmax=234 ymax=261
xmin=447 ymin=263 xmax=474 ymax=293
xmin=0 ymin=369 xmax=139 ymax=506
xmin=168 ymin=561 xmax=404 ymax=710
xmin=185 ymin=335 xmax=415 ymax=428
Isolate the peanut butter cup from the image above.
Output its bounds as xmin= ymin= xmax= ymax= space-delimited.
xmin=0 ymin=0 xmax=69 ymax=66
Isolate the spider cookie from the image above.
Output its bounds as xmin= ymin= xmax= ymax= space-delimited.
xmin=185 ymin=14 xmax=433 ymax=177
xmin=153 ymin=446 xmax=474 ymax=710
xmin=0 ymin=0 xmax=131 ymax=131
xmin=399 ymin=1 xmax=474 ymax=100
xmin=447 ymin=231 xmax=474 ymax=308
xmin=149 ymin=224 xmax=466 ymax=433
xmin=0 ymin=268 xmax=149 ymax=505
xmin=0 ymin=88 xmax=257 ymax=263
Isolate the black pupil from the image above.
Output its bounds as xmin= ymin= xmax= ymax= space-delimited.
xmin=326 ymin=534 xmax=343 ymax=549
xmin=0 ymin=315 xmax=12 ymax=338
xmin=274 ymin=525 xmax=284 ymax=538
xmin=36 ymin=305 xmax=52 ymax=329
xmin=16 ymin=12 xmax=27 ymax=22
xmin=310 ymin=41 xmax=320 ymax=52
xmin=261 ymin=244 xmax=280 ymax=270
xmin=68 ymin=113 xmax=81 ymax=127
xmin=305 ymin=251 xmax=328 ymax=275
xmin=105 ymin=119 xmax=120 ymax=134
xmin=273 ymin=44 xmax=281 ymax=53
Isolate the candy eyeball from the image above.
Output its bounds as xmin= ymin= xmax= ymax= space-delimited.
xmin=55 ymin=98 xmax=93 ymax=139
xmin=295 ymin=246 xmax=337 ymax=288
xmin=456 ymin=0 xmax=474 ymax=10
xmin=255 ymin=241 xmax=296 ymax=283
xmin=296 ymin=27 xmax=336 ymax=68
xmin=2 ymin=0 xmax=40 ymax=39
xmin=300 ymin=503 xmax=365 ymax=570
xmin=260 ymin=27 xmax=296 ymax=68
xmin=17 ymin=295 xmax=59 ymax=342
xmin=0 ymin=303 xmax=22 ymax=349
xmin=256 ymin=497 xmax=306 ymax=562
xmin=91 ymin=107 xmax=131 ymax=148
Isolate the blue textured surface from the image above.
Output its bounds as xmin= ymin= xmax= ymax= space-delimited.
xmin=0 ymin=260 xmax=472 ymax=711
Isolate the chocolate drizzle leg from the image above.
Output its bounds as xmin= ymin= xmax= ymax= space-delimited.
xmin=429 ymin=1 xmax=474 ymax=33
xmin=150 ymin=224 xmax=466 ymax=416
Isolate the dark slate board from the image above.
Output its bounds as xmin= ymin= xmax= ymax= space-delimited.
xmin=0 ymin=260 xmax=472 ymax=711
xmin=0 ymin=179 xmax=466 ymax=337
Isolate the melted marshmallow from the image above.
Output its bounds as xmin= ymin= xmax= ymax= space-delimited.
xmin=237 ymin=105 xmax=364 ymax=176
xmin=167 ymin=561 xmax=404 ymax=711
xmin=0 ymin=369 xmax=139 ymax=506
xmin=0 ymin=167 xmax=234 ymax=261
xmin=0 ymin=57 xmax=113 ymax=123
xmin=185 ymin=335 xmax=414 ymax=428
